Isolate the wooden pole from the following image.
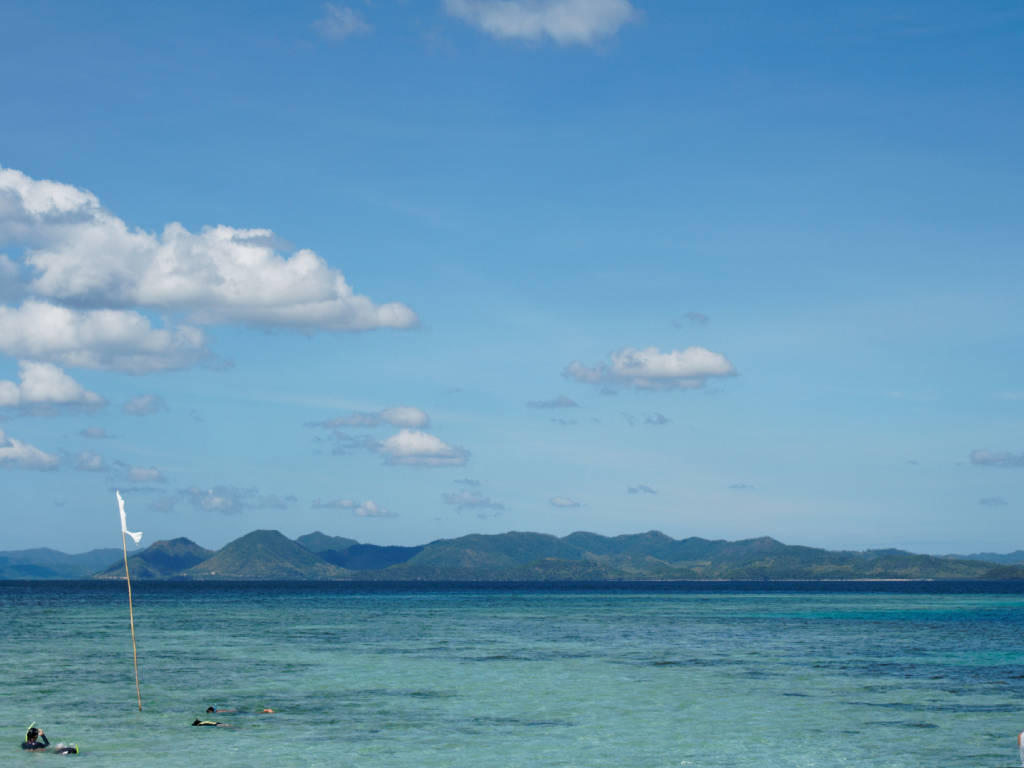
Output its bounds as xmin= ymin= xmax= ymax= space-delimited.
xmin=122 ymin=527 xmax=142 ymax=712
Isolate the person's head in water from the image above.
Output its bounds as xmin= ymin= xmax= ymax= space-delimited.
xmin=206 ymin=707 xmax=215 ymax=713
xmin=25 ymin=727 xmax=40 ymax=743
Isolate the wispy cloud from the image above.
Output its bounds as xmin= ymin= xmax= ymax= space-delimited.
xmin=444 ymin=0 xmax=637 ymax=46
xmin=674 ymin=311 xmax=709 ymax=328
xmin=565 ymin=346 xmax=736 ymax=391
xmin=442 ymin=490 xmax=505 ymax=510
xmin=74 ymin=450 xmax=105 ymax=472
xmin=526 ymin=394 xmax=579 ymax=409
xmin=549 ymin=496 xmax=581 ymax=508
xmin=627 ymin=484 xmax=656 ymax=494
xmin=177 ymin=486 xmax=294 ymax=515
xmin=313 ymin=498 xmax=395 ymax=517
xmin=979 ymin=496 xmax=1008 ymax=507
xmin=313 ymin=3 xmax=371 ymax=41
xmin=315 ymin=406 xmax=430 ymax=429
xmin=123 ymin=394 xmax=167 ymax=416
xmin=970 ymin=449 xmax=1024 ymax=469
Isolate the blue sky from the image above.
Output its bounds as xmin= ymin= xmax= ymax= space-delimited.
xmin=0 ymin=0 xmax=1021 ymax=554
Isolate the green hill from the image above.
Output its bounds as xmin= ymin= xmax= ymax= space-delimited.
xmin=186 ymin=530 xmax=347 ymax=580
xmin=295 ymin=531 xmax=359 ymax=553
xmin=94 ymin=538 xmax=213 ymax=579
xmin=0 ymin=547 xmax=123 ymax=579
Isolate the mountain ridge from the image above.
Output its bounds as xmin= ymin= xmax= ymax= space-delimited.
xmin=4 ymin=530 xmax=1023 ymax=581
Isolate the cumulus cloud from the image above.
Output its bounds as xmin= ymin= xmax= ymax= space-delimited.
xmin=0 ymin=166 xmax=416 ymax=334
xmin=442 ymin=490 xmax=505 ymax=511
xmin=123 ymin=394 xmax=167 ymax=416
xmin=313 ymin=3 xmax=371 ymax=40
xmin=627 ymin=484 xmax=656 ymax=494
xmin=313 ymin=498 xmax=395 ymax=517
xmin=180 ymin=486 xmax=292 ymax=515
xmin=527 ymin=394 xmax=579 ymax=409
xmin=970 ymin=449 xmax=1024 ymax=469
xmin=549 ymin=496 xmax=581 ymax=508
xmin=74 ymin=450 xmax=105 ymax=471
xmin=0 ymin=428 xmax=59 ymax=470
xmin=0 ymin=360 xmax=104 ymax=407
xmin=565 ymin=346 xmax=737 ymax=391
xmin=318 ymin=406 xmax=430 ymax=429
xmin=379 ymin=429 xmax=469 ymax=467
xmin=0 ymin=300 xmax=206 ymax=373
xmin=979 ymin=496 xmax=1008 ymax=507
xmin=445 ymin=0 xmax=637 ymax=45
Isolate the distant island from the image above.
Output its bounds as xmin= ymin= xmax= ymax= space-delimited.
xmin=4 ymin=530 xmax=1024 ymax=581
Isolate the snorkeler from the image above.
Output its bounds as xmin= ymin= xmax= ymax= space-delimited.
xmin=205 ymin=705 xmax=236 ymax=714
xmin=21 ymin=725 xmax=78 ymax=754
xmin=192 ymin=719 xmax=230 ymax=727
xmin=22 ymin=725 xmax=49 ymax=750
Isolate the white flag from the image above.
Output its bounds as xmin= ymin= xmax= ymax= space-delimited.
xmin=117 ymin=490 xmax=143 ymax=545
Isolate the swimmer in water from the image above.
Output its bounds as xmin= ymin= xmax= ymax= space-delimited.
xmin=192 ymin=719 xmax=230 ymax=727
xmin=206 ymin=705 xmax=236 ymax=714
xmin=23 ymin=723 xmax=78 ymax=754
xmin=22 ymin=725 xmax=49 ymax=750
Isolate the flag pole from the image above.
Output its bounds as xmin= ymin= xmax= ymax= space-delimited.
xmin=118 ymin=493 xmax=142 ymax=712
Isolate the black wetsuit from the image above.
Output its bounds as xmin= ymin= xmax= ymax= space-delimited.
xmin=21 ymin=733 xmax=49 ymax=750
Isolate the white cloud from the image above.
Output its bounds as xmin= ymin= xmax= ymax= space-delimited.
xmin=321 ymin=405 xmax=430 ymax=429
xmin=123 ymin=394 xmax=167 ymax=416
xmin=0 ymin=428 xmax=59 ymax=470
xmin=549 ymin=496 xmax=581 ymax=508
xmin=128 ymin=466 xmax=164 ymax=483
xmin=970 ymin=449 xmax=1024 ymax=469
xmin=379 ymin=406 xmax=430 ymax=428
xmin=0 ymin=300 xmax=206 ymax=373
xmin=445 ymin=0 xmax=637 ymax=45
xmin=75 ymin=450 xmax=105 ymax=471
xmin=354 ymin=500 xmax=396 ymax=517
xmin=379 ymin=429 xmax=469 ymax=466
xmin=313 ymin=3 xmax=372 ymax=40
xmin=442 ymin=490 xmax=505 ymax=511
xmin=181 ymin=485 xmax=292 ymax=515
xmin=313 ymin=498 xmax=395 ymax=517
xmin=564 ymin=346 xmax=737 ymax=390
xmin=0 ymin=166 xmax=416 ymax=333
xmin=0 ymin=360 xmax=104 ymax=407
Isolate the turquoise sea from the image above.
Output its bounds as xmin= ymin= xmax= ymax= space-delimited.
xmin=4 ymin=581 xmax=1024 ymax=767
